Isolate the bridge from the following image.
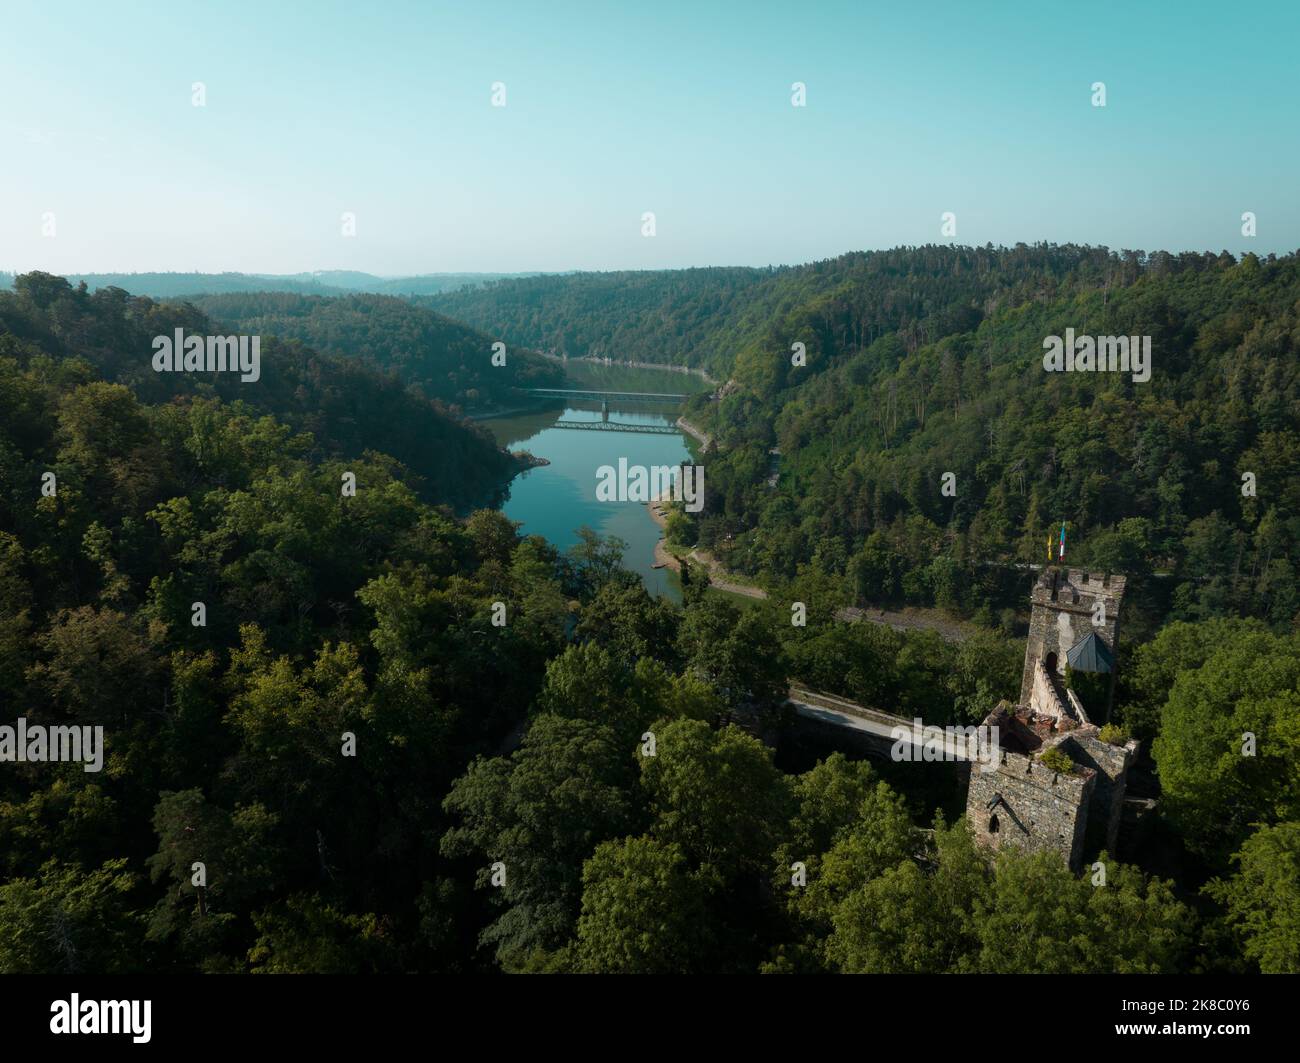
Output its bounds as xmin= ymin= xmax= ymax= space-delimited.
xmin=553 ymin=419 xmax=680 ymax=434
xmin=547 ymin=396 xmax=684 ymax=435
xmin=787 ymin=686 xmax=988 ymax=763
xmin=527 ymin=388 xmax=689 ymax=402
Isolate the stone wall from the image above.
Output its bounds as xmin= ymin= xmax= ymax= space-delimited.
xmin=1062 ymin=731 xmax=1140 ymax=855
xmin=966 ymin=743 xmax=1096 ymax=871
xmin=1030 ymin=658 xmax=1070 ymax=720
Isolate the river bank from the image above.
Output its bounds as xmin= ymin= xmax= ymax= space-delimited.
xmin=675 ymin=416 xmax=712 ymax=450
xmin=645 ymin=496 xmax=767 ymax=599
xmin=480 ymin=386 xmax=692 ymax=600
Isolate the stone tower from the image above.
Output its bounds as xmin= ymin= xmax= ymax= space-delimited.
xmin=1019 ymin=567 xmax=1125 ymax=723
xmin=965 ymin=566 xmax=1138 ymax=870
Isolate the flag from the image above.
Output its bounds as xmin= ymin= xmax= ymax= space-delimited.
xmin=1059 ymin=522 xmax=1066 ymax=561
xmin=1047 ymin=533 xmax=1052 ymax=562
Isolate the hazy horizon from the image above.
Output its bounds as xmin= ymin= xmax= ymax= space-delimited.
xmin=7 ymin=238 xmax=1298 ymax=288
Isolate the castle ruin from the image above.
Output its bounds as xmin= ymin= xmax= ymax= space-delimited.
xmin=965 ymin=567 xmax=1140 ymax=870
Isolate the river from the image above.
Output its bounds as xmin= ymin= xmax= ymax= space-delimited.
xmin=480 ymin=365 xmax=709 ymax=601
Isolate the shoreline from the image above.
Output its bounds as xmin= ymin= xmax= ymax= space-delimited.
xmin=644 ymin=496 xmax=767 ymax=599
xmin=675 ymin=416 xmax=712 ymax=450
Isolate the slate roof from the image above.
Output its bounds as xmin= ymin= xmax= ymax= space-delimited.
xmin=1066 ymin=631 xmax=1115 ymax=673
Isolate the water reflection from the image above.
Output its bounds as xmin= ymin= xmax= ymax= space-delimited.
xmin=483 ymin=398 xmax=691 ymax=601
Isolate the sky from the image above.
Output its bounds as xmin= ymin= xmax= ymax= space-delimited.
xmin=2 ymin=0 xmax=1297 ymax=275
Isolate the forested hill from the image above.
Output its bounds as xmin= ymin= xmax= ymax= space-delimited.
xmin=186 ymin=291 xmax=563 ymax=409
xmin=0 ymin=273 xmax=515 ymax=508
xmin=422 ymin=266 xmax=772 ymax=374
xmin=681 ymin=246 xmax=1300 ymax=636
xmin=2 ymin=271 xmax=539 ymax=299
xmin=421 ymin=246 xmax=1156 ymax=377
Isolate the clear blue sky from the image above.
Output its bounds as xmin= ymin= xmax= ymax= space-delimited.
xmin=2 ymin=0 xmax=1296 ymax=274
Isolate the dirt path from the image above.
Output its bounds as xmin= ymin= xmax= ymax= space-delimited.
xmin=835 ymin=605 xmax=970 ymax=643
xmin=675 ymin=416 xmax=712 ymax=449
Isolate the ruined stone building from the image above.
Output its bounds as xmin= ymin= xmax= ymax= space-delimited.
xmin=965 ymin=567 xmax=1140 ymax=870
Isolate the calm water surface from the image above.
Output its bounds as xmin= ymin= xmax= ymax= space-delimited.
xmin=482 ymin=393 xmax=694 ymax=601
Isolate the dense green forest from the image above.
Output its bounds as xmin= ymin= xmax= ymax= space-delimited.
xmin=694 ymin=247 xmax=1300 ymax=644
xmin=433 ymin=246 xmax=1299 ymax=641
xmin=424 ymin=266 xmax=772 ymax=373
xmin=185 ymin=291 xmax=563 ymax=410
xmin=0 ymin=274 xmax=520 ymax=507
xmin=1 ymin=262 xmax=1297 ymax=974
xmin=424 ymin=247 xmax=1141 ymax=377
